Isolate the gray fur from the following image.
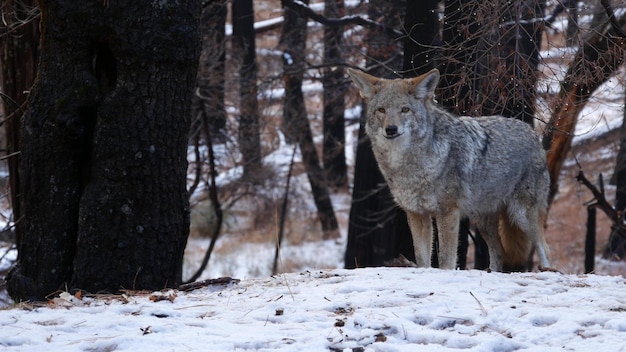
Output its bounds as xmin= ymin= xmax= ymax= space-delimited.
xmin=348 ymin=68 xmax=551 ymax=272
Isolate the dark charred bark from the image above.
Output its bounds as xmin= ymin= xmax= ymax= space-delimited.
xmin=345 ymin=0 xmax=411 ymax=268
xmin=439 ymin=0 xmax=482 ymax=115
xmin=604 ymin=93 xmax=626 ymax=260
xmin=9 ymin=1 xmax=199 ymax=301
xmin=478 ymin=0 xmax=544 ymax=125
xmin=0 ymin=0 xmax=39 ymax=262
xmin=403 ymin=0 xmax=439 ymax=77
xmin=232 ymin=0 xmax=262 ymax=177
xmin=322 ymin=0 xmax=348 ymax=189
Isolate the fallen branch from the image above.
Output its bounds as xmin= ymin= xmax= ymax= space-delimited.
xmin=178 ymin=277 xmax=240 ymax=292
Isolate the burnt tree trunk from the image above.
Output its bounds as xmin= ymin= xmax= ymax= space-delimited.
xmin=604 ymin=92 xmax=626 ymax=260
xmin=403 ymin=0 xmax=445 ymax=268
xmin=403 ymin=0 xmax=439 ymax=77
xmin=0 ymin=0 xmax=39 ymax=256
xmin=345 ymin=0 xmax=414 ymax=268
xmin=439 ymin=0 xmax=482 ymax=116
xmin=8 ymin=1 xmax=199 ymax=301
xmin=280 ymin=0 xmax=339 ymax=238
xmin=478 ymin=0 xmax=544 ymax=125
xmin=232 ymin=0 xmax=262 ymax=177
xmin=322 ymin=0 xmax=348 ymax=188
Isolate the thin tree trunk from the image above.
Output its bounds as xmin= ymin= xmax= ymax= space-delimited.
xmin=566 ymin=0 xmax=579 ymax=46
xmin=192 ymin=0 xmax=227 ymax=138
xmin=232 ymin=0 xmax=262 ymax=177
xmin=280 ymin=0 xmax=339 ymax=238
xmin=439 ymin=0 xmax=482 ymax=115
xmin=0 ymin=0 xmax=39 ymax=259
xmin=322 ymin=0 xmax=347 ymax=188
xmin=604 ymin=91 xmax=626 ymax=259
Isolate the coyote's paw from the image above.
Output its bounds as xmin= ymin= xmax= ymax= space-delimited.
xmin=538 ymin=265 xmax=561 ymax=274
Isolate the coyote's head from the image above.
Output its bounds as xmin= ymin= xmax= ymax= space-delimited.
xmin=347 ymin=69 xmax=439 ymax=142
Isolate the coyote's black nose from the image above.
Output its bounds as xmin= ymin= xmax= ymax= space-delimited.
xmin=385 ymin=125 xmax=398 ymax=136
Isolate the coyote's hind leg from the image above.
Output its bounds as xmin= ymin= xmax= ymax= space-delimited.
xmin=478 ymin=214 xmax=504 ymax=272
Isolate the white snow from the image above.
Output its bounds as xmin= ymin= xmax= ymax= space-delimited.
xmin=1 ymin=268 xmax=625 ymax=351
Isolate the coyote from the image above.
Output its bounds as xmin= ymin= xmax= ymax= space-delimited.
xmin=347 ymin=68 xmax=551 ymax=272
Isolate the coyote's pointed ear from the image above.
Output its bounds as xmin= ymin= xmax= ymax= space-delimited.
xmin=347 ymin=68 xmax=380 ymax=100
xmin=409 ymin=69 xmax=440 ymax=99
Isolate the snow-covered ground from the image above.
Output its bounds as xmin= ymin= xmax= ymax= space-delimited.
xmin=1 ymin=268 xmax=625 ymax=351
xmin=3 ymin=5 xmax=626 ymax=350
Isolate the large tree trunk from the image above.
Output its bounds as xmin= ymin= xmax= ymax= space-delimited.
xmin=232 ymin=0 xmax=262 ymax=177
xmin=280 ymin=0 xmax=339 ymax=238
xmin=345 ymin=0 xmax=412 ymax=268
xmin=0 ymin=0 xmax=39 ymax=259
xmin=8 ymin=1 xmax=199 ymax=301
xmin=322 ymin=0 xmax=348 ymax=188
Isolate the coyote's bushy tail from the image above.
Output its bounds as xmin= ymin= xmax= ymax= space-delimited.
xmin=499 ymin=214 xmax=533 ymax=272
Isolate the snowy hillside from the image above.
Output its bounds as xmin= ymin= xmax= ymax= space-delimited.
xmin=1 ymin=268 xmax=626 ymax=351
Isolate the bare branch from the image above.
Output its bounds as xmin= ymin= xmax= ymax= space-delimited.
xmin=281 ymin=0 xmax=403 ymax=39
xmin=576 ymin=170 xmax=623 ymax=232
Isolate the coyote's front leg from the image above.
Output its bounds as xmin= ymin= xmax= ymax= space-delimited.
xmin=406 ymin=211 xmax=433 ymax=267
xmin=436 ymin=209 xmax=460 ymax=270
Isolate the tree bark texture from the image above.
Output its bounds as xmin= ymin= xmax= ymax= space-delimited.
xmin=232 ymin=0 xmax=262 ymax=177
xmin=12 ymin=1 xmax=199 ymax=300
xmin=322 ymin=0 xmax=347 ymax=188
xmin=477 ymin=0 xmax=544 ymax=125
xmin=439 ymin=0 xmax=482 ymax=115
xmin=403 ymin=0 xmax=439 ymax=76
xmin=0 ymin=0 xmax=39 ymax=257
xmin=345 ymin=0 xmax=409 ymax=268
xmin=603 ymin=88 xmax=626 ymax=259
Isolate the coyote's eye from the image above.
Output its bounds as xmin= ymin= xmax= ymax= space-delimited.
xmin=401 ymin=106 xmax=410 ymax=113
xmin=377 ymin=107 xmax=386 ymax=113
